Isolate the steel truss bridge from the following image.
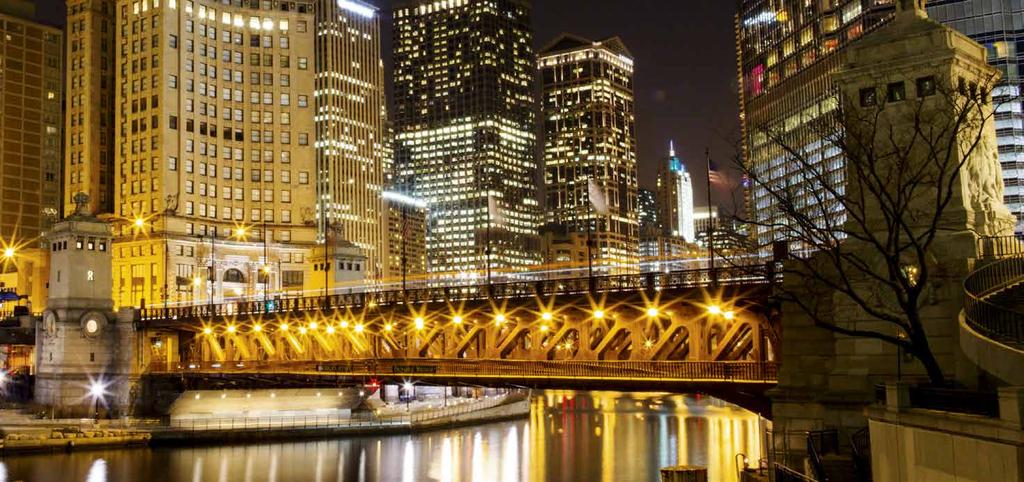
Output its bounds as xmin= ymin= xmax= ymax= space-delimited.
xmin=139 ymin=265 xmax=781 ymax=412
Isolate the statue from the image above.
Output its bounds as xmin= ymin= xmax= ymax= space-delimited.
xmin=72 ymin=192 xmax=91 ymax=217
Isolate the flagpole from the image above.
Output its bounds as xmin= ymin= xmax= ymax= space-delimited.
xmin=705 ymin=148 xmax=716 ymax=286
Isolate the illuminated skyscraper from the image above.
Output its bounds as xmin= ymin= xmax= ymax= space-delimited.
xmin=656 ymin=143 xmax=695 ymax=243
xmin=0 ymin=1 xmax=63 ymax=241
xmin=313 ymin=0 xmax=389 ymax=278
xmin=540 ymin=34 xmax=639 ymax=270
xmin=65 ymin=0 xmax=116 ymax=216
xmin=737 ymin=0 xmax=895 ymax=249
xmin=638 ymin=188 xmax=657 ymax=230
xmin=112 ymin=0 xmax=319 ymax=308
xmin=393 ymin=0 xmax=540 ymax=274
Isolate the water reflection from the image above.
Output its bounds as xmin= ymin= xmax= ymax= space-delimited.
xmin=0 ymin=391 xmax=762 ymax=482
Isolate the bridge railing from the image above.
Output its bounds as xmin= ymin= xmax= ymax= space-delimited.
xmin=139 ymin=264 xmax=779 ymax=322
xmin=148 ymin=358 xmax=779 ymax=383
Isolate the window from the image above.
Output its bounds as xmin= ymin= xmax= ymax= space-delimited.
xmin=298 ymin=57 xmax=308 ymax=70
xmin=916 ymin=76 xmax=935 ymax=98
xmin=859 ymin=87 xmax=877 ymax=107
xmin=886 ymin=81 xmax=906 ymax=103
xmin=298 ymin=171 xmax=308 ymax=184
xmin=298 ymin=133 xmax=308 ymax=145
xmin=298 ymin=95 xmax=308 ymax=107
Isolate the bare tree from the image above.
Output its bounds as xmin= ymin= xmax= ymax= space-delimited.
xmin=732 ymin=75 xmax=1012 ymax=385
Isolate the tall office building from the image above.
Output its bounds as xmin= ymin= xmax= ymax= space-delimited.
xmin=656 ymin=143 xmax=696 ymax=243
xmin=737 ymin=0 xmax=896 ymax=249
xmin=0 ymin=2 xmax=63 ymax=242
xmin=382 ymin=190 xmax=427 ymax=283
xmin=638 ymin=188 xmax=657 ymax=230
xmin=928 ymin=0 xmax=1024 ymax=234
xmin=539 ymin=34 xmax=639 ymax=269
xmin=66 ymin=0 xmax=116 ymax=216
xmin=313 ymin=0 xmax=389 ymax=278
xmin=0 ymin=0 xmax=63 ymax=310
xmin=393 ymin=0 xmax=540 ymax=274
xmin=738 ymin=0 xmax=1024 ymax=243
xmin=112 ymin=0 xmax=319 ymax=308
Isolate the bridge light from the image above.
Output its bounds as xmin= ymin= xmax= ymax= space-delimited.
xmin=403 ymin=381 xmax=414 ymax=392
xmin=495 ymin=314 xmax=506 ymax=324
xmin=309 ymin=321 xmax=319 ymax=330
xmin=707 ymin=305 xmax=722 ymax=315
xmin=326 ymin=325 xmax=336 ymax=334
xmin=354 ymin=323 xmax=365 ymax=333
xmin=226 ymin=325 xmax=236 ymax=334
xmin=593 ymin=310 xmax=605 ymax=320
xmin=193 ymin=276 xmax=202 ymax=287
xmin=89 ymin=380 xmax=106 ymax=399
xmin=644 ymin=339 xmax=654 ymax=349
xmin=299 ymin=326 xmax=308 ymax=335
xmin=234 ymin=226 xmax=247 ymax=238
xmin=541 ymin=312 xmax=553 ymax=321
xmin=452 ymin=315 xmax=463 ymax=325
xmin=202 ymin=327 xmax=212 ymax=335
xmin=646 ymin=307 xmax=659 ymax=318
xmin=2 ymin=247 xmax=14 ymax=259
xmin=723 ymin=311 xmax=736 ymax=320
xmin=340 ymin=320 xmax=349 ymax=329
xmin=414 ymin=317 xmax=425 ymax=330
xmin=383 ymin=323 xmax=393 ymax=332
xmin=133 ymin=217 xmax=145 ymax=228
xmin=253 ymin=324 xmax=263 ymax=332
xmin=280 ymin=323 xmax=289 ymax=331
xmin=540 ymin=324 xmax=550 ymax=333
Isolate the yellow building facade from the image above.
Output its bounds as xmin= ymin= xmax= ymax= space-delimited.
xmin=113 ymin=0 xmax=319 ymax=308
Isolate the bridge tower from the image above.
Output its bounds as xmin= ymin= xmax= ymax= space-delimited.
xmin=34 ymin=193 xmax=137 ymax=416
xmin=771 ymin=0 xmax=1017 ymax=442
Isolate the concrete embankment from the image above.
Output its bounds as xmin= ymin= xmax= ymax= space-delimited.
xmin=1 ymin=427 xmax=151 ymax=454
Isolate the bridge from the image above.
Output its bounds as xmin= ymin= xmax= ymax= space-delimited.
xmin=135 ymin=265 xmax=781 ymax=413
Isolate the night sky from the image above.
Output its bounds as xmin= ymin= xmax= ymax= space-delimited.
xmin=36 ymin=0 xmax=740 ymax=209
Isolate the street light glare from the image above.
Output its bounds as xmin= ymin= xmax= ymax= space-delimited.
xmin=2 ymin=247 xmax=14 ymax=259
xmin=134 ymin=218 xmax=145 ymax=228
xmin=646 ymin=307 xmax=659 ymax=317
xmin=253 ymin=324 xmax=263 ymax=332
xmin=354 ymin=323 xmax=364 ymax=333
xmin=414 ymin=317 xmax=425 ymax=330
xmin=452 ymin=315 xmax=463 ymax=324
xmin=541 ymin=312 xmax=553 ymax=321
xmin=202 ymin=327 xmax=212 ymax=335
xmin=723 ymin=311 xmax=736 ymax=320
xmin=707 ymin=305 xmax=722 ymax=315
xmin=89 ymin=381 xmax=105 ymax=398
xmin=593 ymin=310 xmax=605 ymax=319
xmin=495 ymin=314 xmax=506 ymax=323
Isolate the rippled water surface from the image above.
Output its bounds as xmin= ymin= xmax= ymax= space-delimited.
xmin=0 ymin=391 xmax=763 ymax=482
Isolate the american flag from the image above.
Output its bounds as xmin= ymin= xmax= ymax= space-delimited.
xmin=708 ymin=155 xmax=728 ymax=188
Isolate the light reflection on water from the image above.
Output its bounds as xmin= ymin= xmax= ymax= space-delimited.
xmin=0 ymin=391 xmax=762 ymax=482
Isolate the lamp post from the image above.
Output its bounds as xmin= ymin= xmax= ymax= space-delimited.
xmin=88 ymin=380 xmax=105 ymax=422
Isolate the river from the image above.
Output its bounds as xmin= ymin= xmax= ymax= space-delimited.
xmin=0 ymin=391 xmax=764 ymax=482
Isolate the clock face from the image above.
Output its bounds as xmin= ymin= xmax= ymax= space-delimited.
xmin=80 ymin=312 xmax=106 ymax=338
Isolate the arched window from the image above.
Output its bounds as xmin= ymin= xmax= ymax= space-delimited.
xmin=223 ymin=268 xmax=245 ymax=283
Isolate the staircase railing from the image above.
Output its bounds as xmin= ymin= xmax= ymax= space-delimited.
xmin=806 ymin=429 xmax=839 ymax=482
xmin=849 ymin=427 xmax=872 ymax=481
xmin=964 ymin=237 xmax=1024 ymax=347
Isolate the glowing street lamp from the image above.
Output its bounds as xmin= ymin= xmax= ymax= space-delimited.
xmin=326 ymin=325 xmax=336 ymax=335
xmin=202 ymin=327 xmax=213 ymax=335
xmin=280 ymin=323 xmax=290 ymax=331
xmin=723 ymin=311 xmax=736 ymax=320
xmin=707 ymin=305 xmax=722 ymax=316
xmin=541 ymin=312 xmax=553 ymax=321
xmin=354 ymin=323 xmax=364 ymax=334
xmin=309 ymin=322 xmax=319 ymax=330
xmin=2 ymin=247 xmax=15 ymax=260
xmin=495 ymin=314 xmax=507 ymax=324
xmin=133 ymin=218 xmax=145 ymax=229
xmin=226 ymin=325 xmax=236 ymax=334
xmin=593 ymin=310 xmax=605 ymax=320
xmin=253 ymin=324 xmax=263 ymax=333
xmin=414 ymin=317 xmax=425 ymax=330
xmin=646 ymin=307 xmax=659 ymax=318
xmin=383 ymin=323 xmax=394 ymax=332
xmin=88 ymin=380 xmax=106 ymax=420
xmin=452 ymin=315 xmax=463 ymax=325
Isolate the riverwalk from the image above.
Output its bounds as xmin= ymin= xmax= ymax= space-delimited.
xmin=0 ymin=394 xmax=530 ymax=454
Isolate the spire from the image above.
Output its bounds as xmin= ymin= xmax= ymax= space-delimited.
xmin=669 ymin=140 xmax=676 ymax=158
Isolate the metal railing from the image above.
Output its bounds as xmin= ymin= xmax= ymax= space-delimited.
xmin=147 ymin=358 xmax=779 ymax=383
xmin=139 ymin=264 xmax=778 ymax=322
xmin=963 ymin=251 xmax=1024 ymax=346
xmin=976 ymin=235 xmax=1024 ymax=259
xmin=806 ymin=429 xmax=838 ymax=482
xmin=165 ymin=394 xmax=525 ymax=432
